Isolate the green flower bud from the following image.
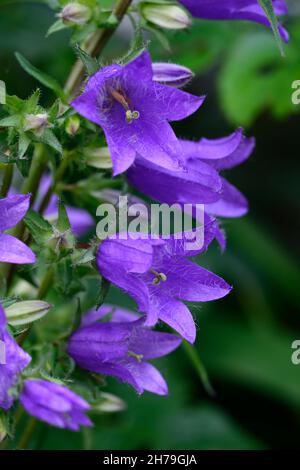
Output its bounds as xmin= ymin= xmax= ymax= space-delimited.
xmin=141 ymin=2 xmax=191 ymax=30
xmin=5 ymin=300 xmax=51 ymax=327
xmin=85 ymin=147 xmax=113 ymax=169
xmin=65 ymin=115 xmax=80 ymax=136
xmin=58 ymin=2 xmax=92 ymax=26
xmin=23 ymin=113 xmax=48 ymax=137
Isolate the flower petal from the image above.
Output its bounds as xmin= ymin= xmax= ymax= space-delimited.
xmin=0 ymin=233 xmax=36 ymax=264
xmin=154 ymin=83 xmax=205 ymax=121
xmin=124 ymin=360 xmax=168 ymax=396
xmin=206 ymin=178 xmax=249 ymax=218
xmin=0 ymin=194 xmax=30 ymax=231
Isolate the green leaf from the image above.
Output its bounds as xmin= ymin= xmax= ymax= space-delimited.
xmin=57 ymin=199 xmax=71 ymax=233
xmin=15 ymin=52 xmax=66 ymax=100
xmin=74 ymin=44 xmax=99 ymax=76
xmin=96 ymin=276 xmax=111 ymax=309
xmin=0 ymin=81 xmax=6 ymax=105
xmin=25 ymin=89 xmax=41 ymax=113
xmin=0 ymin=114 xmax=21 ymax=128
xmin=258 ymin=0 xmax=284 ymax=56
xmin=46 ymin=19 xmax=67 ymax=37
xmin=18 ymin=133 xmax=31 ymax=158
xmin=23 ymin=209 xmax=53 ymax=244
xmin=39 ymin=128 xmax=62 ymax=154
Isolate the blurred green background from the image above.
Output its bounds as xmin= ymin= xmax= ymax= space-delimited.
xmin=1 ymin=0 xmax=300 ymax=450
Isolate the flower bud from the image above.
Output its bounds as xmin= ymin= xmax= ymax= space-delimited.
xmin=152 ymin=62 xmax=194 ymax=87
xmin=0 ymin=414 xmax=7 ymax=443
xmin=5 ymin=300 xmax=51 ymax=326
xmin=23 ymin=113 xmax=48 ymax=136
xmin=85 ymin=147 xmax=112 ymax=169
xmin=65 ymin=115 xmax=80 ymax=136
xmin=58 ymin=2 xmax=92 ymax=26
xmin=141 ymin=3 xmax=191 ymax=30
xmin=91 ymin=392 xmax=127 ymax=413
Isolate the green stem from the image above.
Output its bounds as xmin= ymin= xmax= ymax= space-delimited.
xmin=65 ymin=0 xmax=134 ymax=96
xmin=37 ymin=151 xmax=72 ymax=214
xmin=182 ymin=340 xmax=215 ymax=397
xmin=20 ymin=143 xmax=47 ymax=203
xmin=17 ymin=416 xmax=36 ymax=450
xmin=0 ymin=164 xmax=13 ymax=197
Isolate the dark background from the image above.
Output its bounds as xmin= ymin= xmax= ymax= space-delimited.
xmin=1 ymin=0 xmax=300 ymax=449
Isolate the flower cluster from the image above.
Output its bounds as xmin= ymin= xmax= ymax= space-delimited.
xmin=0 ymin=0 xmax=289 ymax=438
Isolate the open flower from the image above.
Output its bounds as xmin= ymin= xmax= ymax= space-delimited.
xmin=179 ymin=0 xmax=289 ymax=41
xmin=68 ymin=308 xmax=182 ymax=395
xmin=0 ymin=304 xmax=31 ymax=410
xmin=0 ymin=194 xmax=36 ymax=264
xmin=96 ymin=231 xmax=231 ymax=344
xmin=127 ymin=128 xmax=255 ymax=249
xmin=20 ymin=379 xmax=92 ymax=431
xmin=71 ymin=51 xmax=204 ymax=175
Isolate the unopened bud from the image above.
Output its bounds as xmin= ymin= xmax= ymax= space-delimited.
xmin=6 ymin=300 xmax=51 ymax=327
xmin=24 ymin=113 xmax=48 ymax=136
xmin=141 ymin=3 xmax=191 ymax=30
xmin=91 ymin=393 xmax=127 ymax=413
xmin=58 ymin=2 xmax=92 ymax=26
xmin=0 ymin=414 xmax=7 ymax=443
xmin=66 ymin=115 xmax=80 ymax=136
xmin=152 ymin=62 xmax=194 ymax=88
xmin=85 ymin=147 xmax=112 ymax=170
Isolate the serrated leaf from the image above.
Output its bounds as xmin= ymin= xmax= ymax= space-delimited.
xmin=74 ymin=44 xmax=99 ymax=76
xmin=46 ymin=19 xmax=67 ymax=37
xmin=0 ymin=114 xmax=21 ymax=128
xmin=15 ymin=52 xmax=66 ymax=100
xmin=25 ymin=89 xmax=41 ymax=113
xmin=23 ymin=208 xmax=53 ymax=244
xmin=258 ymin=0 xmax=284 ymax=56
xmin=18 ymin=133 xmax=31 ymax=158
xmin=0 ymin=81 xmax=6 ymax=105
xmin=6 ymin=300 xmax=51 ymax=326
xmin=39 ymin=128 xmax=62 ymax=154
xmin=96 ymin=276 xmax=110 ymax=309
xmin=57 ymin=200 xmax=71 ymax=233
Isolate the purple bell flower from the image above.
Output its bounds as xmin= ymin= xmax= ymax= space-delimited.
xmin=0 ymin=194 xmax=36 ymax=264
xmin=0 ymin=304 xmax=31 ymax=410
xmin=68 ymin=307 xmax=182 ymax=395
xmin=127 ymin=128 xmax=254 ymax=218
xmin=96 ymin=231 xmax=231 ymax=343
xmin=71 ymin=51 xmax=205 ymax=175
xmin=152 ymin=62 xmax=194 ymax=87
xmin=20 ymin=379 xmax=92 ymax=431
xmin=179 ymin=0 xmax=289 ymax=42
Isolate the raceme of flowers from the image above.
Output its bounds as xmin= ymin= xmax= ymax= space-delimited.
xmin=0 ymin=0 xmax=288 ymax=434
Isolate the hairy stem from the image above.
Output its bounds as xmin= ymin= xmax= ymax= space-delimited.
xmin=65 ymin=0 xmax=133 ymax=96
